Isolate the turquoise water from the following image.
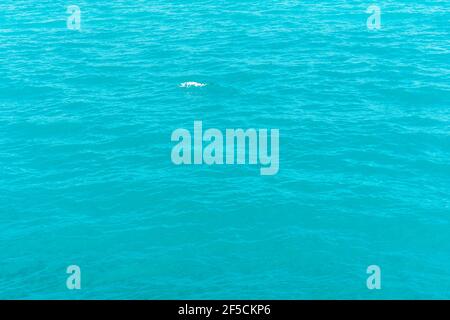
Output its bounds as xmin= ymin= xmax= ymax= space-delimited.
xmin=0 ymin=0 xmax=449 ymax=299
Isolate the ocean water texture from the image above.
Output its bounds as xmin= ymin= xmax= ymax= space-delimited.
xmin=0 ymin=0 xmax=449 ymax=299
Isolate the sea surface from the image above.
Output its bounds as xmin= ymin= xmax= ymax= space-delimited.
xmin=0 ymin=0 xmax=449 ymax=299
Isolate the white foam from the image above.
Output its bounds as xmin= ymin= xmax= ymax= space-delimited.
xmin=179 ymin=81 xmax=207 ymax=88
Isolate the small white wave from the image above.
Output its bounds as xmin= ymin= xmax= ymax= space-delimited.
xmin=179 ymin=81 xmax=207 ymax=88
